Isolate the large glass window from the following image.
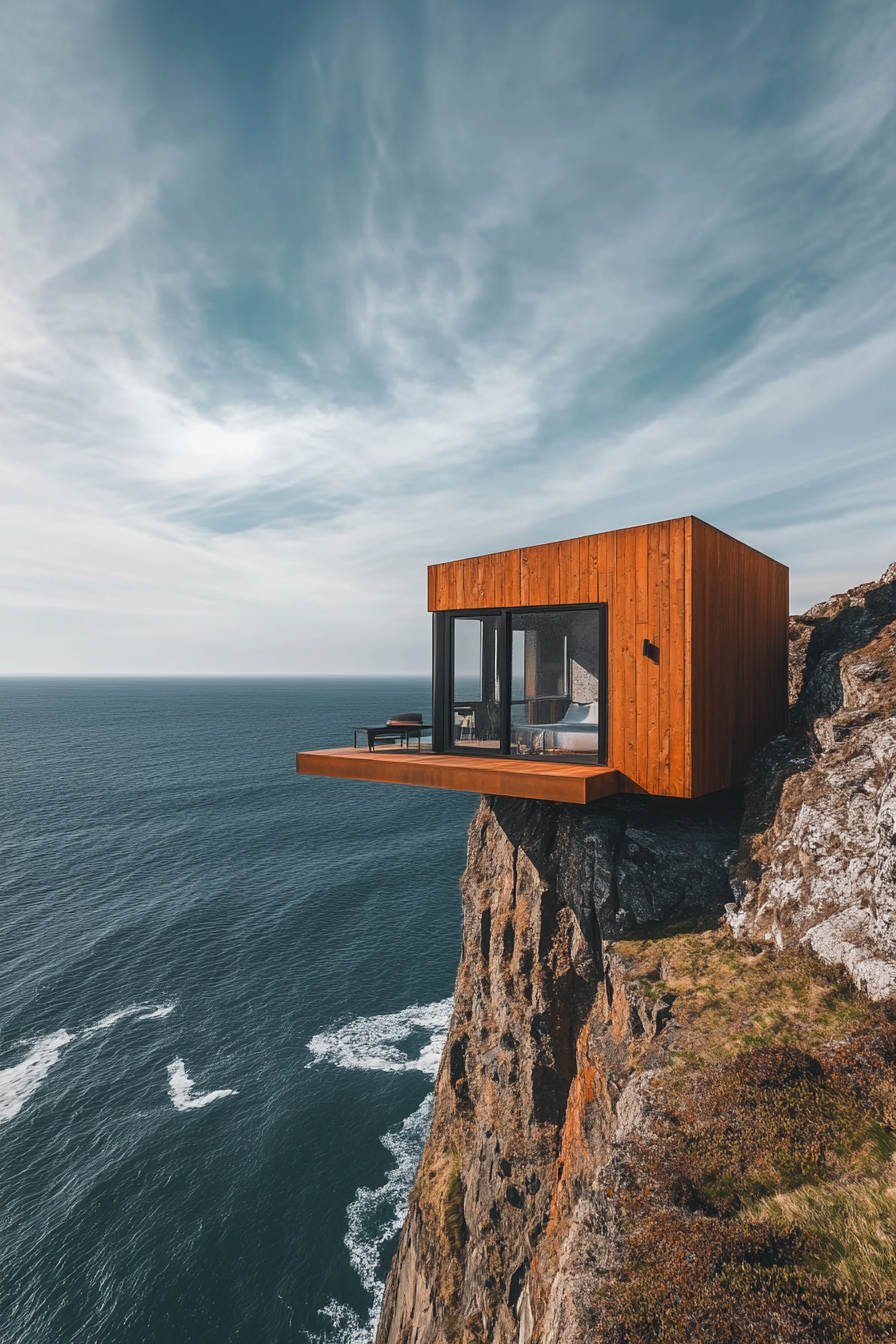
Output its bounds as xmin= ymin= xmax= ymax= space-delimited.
xmin=510 ymin=610 xmax=602 ymax=758
xmin=439 ymin=605 xmax=604 ymax=760
xmin=451 ymin=615 xmax=501 ymax=751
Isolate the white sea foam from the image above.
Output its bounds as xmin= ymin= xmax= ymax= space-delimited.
xmin=306 ymin=997 xmax=453 ymax=1343
xmin=315 ymin=1096 xmax=436 ymax=1344
xmin=0 ymin=1031 xmax=73 ymax=1124
xmin=167 ymin=1058 xmax=237 ymax=1111
xmin=306 ymin=997 xmax=454 ymax=1078
xmin=136 ymin=1004 xmax=176 ymax=1022
xmin=0 ymin=1002 xmax=177 ymax=1125
xmin=82 ymin=1002 xmax=176 ymax=1036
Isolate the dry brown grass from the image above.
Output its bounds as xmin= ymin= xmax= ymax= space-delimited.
xmin=595 ymin=922 xmax=896 ymax=1342
xmin=751 ymin=1174 xmax=896 ymax=1299
xmin=598 ymin=1208 xmax=896 ymax=1344
xmin=613 ymin=918 xmax=875 ymax=1070
xmin=411 ymin=1139 xmax=467 ymax=1259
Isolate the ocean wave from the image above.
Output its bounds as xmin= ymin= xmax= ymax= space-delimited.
xmin=167 ymin=1058 xmax=238 ymax=1111
xmin=306 ymin=997 xmax=453 ymax=1078
xmin=0 ymin=1031 xmax=73 ymax=1124
xmin=306 ymin=998 xmax=452 ymax=1342
xmin=1 ymin=1003 xmax=177 ymax=1124
xmin=314 ymin=1096 xmax=436 ymax=1344
xmin=81 ymin=1002 xmax=176 ymax=1036
xmin=137 ymin=1004 xmax=176 ymax=1022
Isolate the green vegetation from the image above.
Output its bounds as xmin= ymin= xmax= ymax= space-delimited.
xmin=614 ymin=919 xmax=876 ymax=1068
xmin=443 ymin=1155 xmax=466 ymax=1256
xmin=598 ymin=924 xmax=896 ymax=1343
xmin=412 ymin=1139 xmax=467 ymax=1261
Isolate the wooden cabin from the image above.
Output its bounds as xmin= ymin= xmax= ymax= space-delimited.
xmin=296 ymin=516 xmax=789 ymax=804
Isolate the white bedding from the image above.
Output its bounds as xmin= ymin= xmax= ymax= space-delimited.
xmin=512 ymin=701 xmax=600 ymax=754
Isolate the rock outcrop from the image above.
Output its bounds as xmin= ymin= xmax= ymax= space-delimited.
xmin=728 ymin=563 xmax=896 ymax=998
xmin=376 ymin=793 xmax=740 ymax=1344
xmin=376 ymin=562 xmax=896 ymax=1344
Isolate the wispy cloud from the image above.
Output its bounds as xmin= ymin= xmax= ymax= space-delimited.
xmin=1 ymin=0 xmax=894 ymax=671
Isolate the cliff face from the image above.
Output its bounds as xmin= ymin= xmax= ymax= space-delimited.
xmin=375 ymin=794 xmax=740 ymax=1344
xmin=376 ymin=564 xmax=896 ymax=1344
xmin=728 ymin=563 xmax=896 ymax=998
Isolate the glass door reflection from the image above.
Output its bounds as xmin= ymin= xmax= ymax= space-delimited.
xmin=452 ymin=615 xmax=501 ymax=750
xmin=510 ymin=610 xmax=601 ymax=758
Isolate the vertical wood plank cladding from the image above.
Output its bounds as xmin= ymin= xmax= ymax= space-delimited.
xmin=689 ymin=518 xmax=788 ymax=796
xmin=670 ymin=518 xmax=689 ymax=796
xmin=646 ymin=522 xmax=663 ymax=794
xmin=594 ymin=529 xmax=618 ymax=774
xmin=448 ymin=558 xmax=462 ymax=610
xmin=451 ymin=558 xmax=465 ymax=607
xmin=519 ymin=546 xmax=533 ymax=605
xmin=689 ymin=520 xmax=709 ymax=796
xmin=596 ymin=531 xmax=613 ymax=605
xmin=617 ymin=526 xmax=638 ymax=783
xmin=635 ymin=526 xmax=650 ymax=625
xmin=579 ymin=535 xmax=596 ymax=603
xmin=656 ymin=520 xmax=672 ymax=795
xmin=506 ymin=550 xmax=522 ymax=608
xmin=522 ymin=541 xmax=560 ymax=604
xmin=432 ymin=563 xmax=449 ymax=612
xmin=476 ymin=552 xmax=495 ymax=608
xmin=464 ymin=556 xmax=479 ymax=607
xmin=425 ymin=516 xmax=785 ymax=799
xmin=634 ymin=526 xmax=649 ymax=788
xmin=558 ymin=537 xmax=580 ymax=604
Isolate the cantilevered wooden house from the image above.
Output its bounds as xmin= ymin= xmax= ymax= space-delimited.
xmin=296 ymin=516 xmax=789 ymax=804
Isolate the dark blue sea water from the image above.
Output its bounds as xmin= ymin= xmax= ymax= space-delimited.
xmin=1 ymin=679 xmax=474 ymax=1344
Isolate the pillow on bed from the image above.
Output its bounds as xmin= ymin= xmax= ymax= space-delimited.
xmin=561 ymin=701 xmax=600 ymax=724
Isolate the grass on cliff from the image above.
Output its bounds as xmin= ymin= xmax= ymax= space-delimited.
xmin=613 ymin=917 xmax=877 ymax=1068
xmin=597 ymin=923 xmax=896 ymax=1344
xmin=754 ymin=1176 xmax=896 ymax=1300
xmin=411 ymin=1141 xmax=466 ymax=1258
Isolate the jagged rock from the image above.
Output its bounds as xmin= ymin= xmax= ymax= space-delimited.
xmin=375 ymin=793 xmax=738 ymax=1344
xmin=727 ymin=562 xmax=896 ymax=999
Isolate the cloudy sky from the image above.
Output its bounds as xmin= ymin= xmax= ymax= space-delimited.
xmin=2 ymin=0 xmax=895 ymax=674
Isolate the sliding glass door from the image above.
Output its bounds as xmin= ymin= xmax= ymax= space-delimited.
xmin=509 ymin=609 xmax=602 ymax=758
xmin=451 ymin=614 xmax=502 ymax=750
xmin=436 ymin=605 xmax=606 ymax=762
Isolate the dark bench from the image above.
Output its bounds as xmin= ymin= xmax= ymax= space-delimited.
xmin=353 ymin=722 xmax=431 ymax=751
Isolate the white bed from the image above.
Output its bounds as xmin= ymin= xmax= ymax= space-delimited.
xmin=511 ymin=700 xmax=600 ymax=755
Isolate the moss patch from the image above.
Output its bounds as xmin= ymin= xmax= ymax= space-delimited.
xmin=412 ymin=1140 xmax=467 ymax=1262
xmin=613 ymin=920 xmax=875 ymax=1069
xmin=443 ymin=1157 xmax=466 ymax=1256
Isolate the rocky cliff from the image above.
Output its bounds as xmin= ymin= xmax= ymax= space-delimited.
xmin=376 ymin=565 xmax=896 ymax=1344
xmin=728 ymin=563 xmax=896 ymax=998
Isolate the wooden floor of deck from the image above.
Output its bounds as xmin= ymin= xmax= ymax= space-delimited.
xmin=295 ymin=747 xmax=622 ymax=804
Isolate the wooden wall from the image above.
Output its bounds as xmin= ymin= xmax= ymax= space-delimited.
xmin=428 ymin=518 xmax=691 ymax=796
xmin=427 ymin=516 xmax=788 ymax=798
xmin=689 ymin=519 xmax=789 ymax=796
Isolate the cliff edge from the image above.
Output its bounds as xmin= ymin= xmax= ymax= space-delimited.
xmin=728 ymin=563 xmax=896 ymax=998
xmin=376 ymin=565 xmax=896 ymax=1344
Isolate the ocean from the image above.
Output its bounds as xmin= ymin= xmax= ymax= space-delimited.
xmin=0 ymin=678 xmax=475 ymax=1343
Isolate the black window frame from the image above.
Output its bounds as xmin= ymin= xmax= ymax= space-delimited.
xmin=432 ymin=603 xmax=608 ymax=764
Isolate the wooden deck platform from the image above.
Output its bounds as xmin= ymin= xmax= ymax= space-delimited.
xmin=295 ymin=747 xmax=622 ymax=804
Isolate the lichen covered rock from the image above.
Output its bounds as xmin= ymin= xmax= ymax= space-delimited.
xmin=728 ymin=562 xmax=896 ymax=998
